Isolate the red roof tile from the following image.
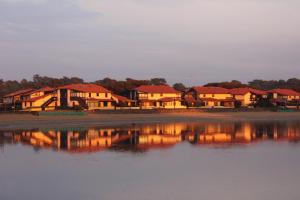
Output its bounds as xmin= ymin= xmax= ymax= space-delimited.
xmin=134 ymin=85 xmax=179 ymax=93
xmin=192 ymin=86 xmax=230 ymax=94
xmin=59 ymin=84 xmax=110 ymax=93
xmin=268 ymin=89 xmax=300 ymax=96
xmin=37 ymin=86 xmax=54 ymax=92
xmin=112 ymin=94 xmax=133 ymax=102
xmin=249 ymin=88 xmax=268 ymax=95
xmin=22 ymin=87 xmax=55 ymax=96
xmin=230 ymin=87 xmax=267 ymax=95
xmin=4 ymin=88 xmax=35 ymax=97
xmin=23 ymin=94 xmax=52 ymax=102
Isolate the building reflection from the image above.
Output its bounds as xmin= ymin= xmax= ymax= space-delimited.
xmin=1 ymin=121 xmax=300 ymax=153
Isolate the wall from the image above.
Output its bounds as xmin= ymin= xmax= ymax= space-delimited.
xmin=87 ymin=101 xmax=114 ymax=110
xmin=234 ymin=92 xmax=252 ymax=106
xmin=71 ymin=91 xmax=112 ymax=99
xmin=22 ymin=94 xmax=56 ymax=111
xmin=198 ymin=93 xmax=232 ymax=100
xmin=138 ymin=92 xmax=181 ymax=100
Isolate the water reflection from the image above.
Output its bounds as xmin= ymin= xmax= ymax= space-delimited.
xmin=1 ymin=121 xmax=300 ymax=153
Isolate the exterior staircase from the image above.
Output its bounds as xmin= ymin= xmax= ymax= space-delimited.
xmin=41 ymin=96 xmax=58 ymax=110
xmin=70 ymin=96 xmax=88 ymax=109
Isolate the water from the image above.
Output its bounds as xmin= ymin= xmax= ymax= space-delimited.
xmin=1 ymin=120 xmax=300 ymax=200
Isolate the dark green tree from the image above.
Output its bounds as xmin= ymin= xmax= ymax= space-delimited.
xmin=173 ymin=83 xmax=186 ymax=92
xmin=150 ymin=78 xmax=167 ymax=85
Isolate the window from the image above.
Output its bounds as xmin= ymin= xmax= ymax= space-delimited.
xmin=104 ymin=102 xmax=108 ymax=107
xmin=160 ymin=93 xmax=163 ymax=97
xmin=212 ymin=94 xmax=215 ymax=97
xmin=105 ymin=93 xmax=108 ymax=98
xmin=139 ymin=93 xmax=147 ymax=99
xmin=97 ymin=93 xmax=99 ymax=97
xmin=89 ymin=93 xmax=92 ymax=98
xmin=151 ymin=93 xmax=154 ymax=97
xmin=203 ymin=94 xmax=206 ymax=97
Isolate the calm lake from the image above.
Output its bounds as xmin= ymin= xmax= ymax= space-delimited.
xmin=1 ymin=120 xmax=300 ymax=200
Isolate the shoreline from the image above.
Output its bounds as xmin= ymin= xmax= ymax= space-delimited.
xmin=0 ymin=111 xmax=300 ymax=130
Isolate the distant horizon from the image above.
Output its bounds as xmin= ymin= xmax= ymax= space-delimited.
xmin=1 ymin=74 xmax=299 ymax=87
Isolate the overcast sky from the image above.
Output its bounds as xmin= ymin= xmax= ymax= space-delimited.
xmin=0 ymin=0 xmax=299 ymax=85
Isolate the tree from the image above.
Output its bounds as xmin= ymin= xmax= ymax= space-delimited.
xmin=150 ymin=78 xmax=167 ymax=85
xmin=205 ymin=80 xmax=246 ymax=89
xmin=1 ymin=76 xmax=300 ymax=100
xmin=248 ymin=78 xmax=300 ymax=92
xmin=173 ymin=83 xmax=186 ymax=92
xmin=94 ymin=77 xmax=152 ymax=95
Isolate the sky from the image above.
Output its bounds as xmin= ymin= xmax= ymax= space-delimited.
xmin=0 ymin=0 xmax=300 ymax=85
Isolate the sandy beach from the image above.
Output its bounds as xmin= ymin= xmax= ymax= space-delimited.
xmin=0 ymin=111 xmax=299 ymax=130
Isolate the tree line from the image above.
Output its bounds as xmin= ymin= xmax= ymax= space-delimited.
xmin=1 ymin=75 xmax=300 ymax=100
xmin=0 ymin=75 xmax=170 ymax=98
xmin=204 ymin=79 xmax=300 ymax=92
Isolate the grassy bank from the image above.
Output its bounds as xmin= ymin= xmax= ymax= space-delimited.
xmin=0 ymin=112 xmax=300 ymax=130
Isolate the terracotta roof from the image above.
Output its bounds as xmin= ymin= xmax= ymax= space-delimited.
xmin=268 ymin=89 xmax=300 ymax=96
xmin=112 ymin=94 xmax=133 ymax=102
xmin=22 ymin=87 xmax=55 ymax=96
xmin=4 ymin=88 xmax=35 ymax=97
xmin=249 ymin=88 xmax=268 ymax=95
xmin=192 ymin=86 xmax=230 ymax=94
xmin=23 ymin=94 xmax=52 ymax=102
xmin=230 ymin=87 xmax=267 ymax=95
xmin=36 ymin=86 xmax=54 ymax=93
xmin=59 ymin=83 xmax=110 ymax=93
xmin=134 ymin=85 xmax=179 ymax=93
xmin=229 ymin=88 xmax=249 ymax=95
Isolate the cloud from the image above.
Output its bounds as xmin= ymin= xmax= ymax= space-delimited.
xmin=0 ymin=0 xmax=99 ymax=23
xmin=0 ymin=0 xmax=300 ymax=83
xmin=1 ymin=0 xmax=47 ymax=3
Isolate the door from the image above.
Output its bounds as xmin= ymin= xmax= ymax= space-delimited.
xmin=60 ymin=89 xmax=68 ymax=108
